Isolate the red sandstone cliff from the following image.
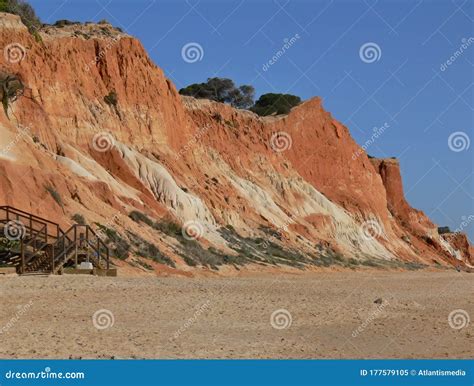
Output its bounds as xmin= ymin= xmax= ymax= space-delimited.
xmin=0 ymin=13 xmax=471 ymax=275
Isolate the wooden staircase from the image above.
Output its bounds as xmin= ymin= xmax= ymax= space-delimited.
xmin=0 ymin=206 xmax=110 ymax=275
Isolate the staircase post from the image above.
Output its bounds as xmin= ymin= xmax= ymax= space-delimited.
xmin=20 ymin=239 xmax=24 ymax=274
xmin=74 ymin=226 xmax=78 ymax=268
xmin=51 ymin=245 xmax=55 ymax=273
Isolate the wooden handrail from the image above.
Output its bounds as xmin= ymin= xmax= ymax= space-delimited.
xmin=0 ymin=207 xmax=59 ymax=240
xmin=0 ymin=206 xmax=61 ymax=228
xmin=1 ymin=206 xmax=110 ymax=273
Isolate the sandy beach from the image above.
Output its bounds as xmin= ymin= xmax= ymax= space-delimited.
xmin=0 ymin=271 xmax=472 ymax=359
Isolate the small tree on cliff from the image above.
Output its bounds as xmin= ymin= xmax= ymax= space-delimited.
xmin=0 ymin=0 xmax=41 ymax=33
xmin=251 ymin=93 xmax=301 ymax=116
xmin=179 ymin=78 xmax=255 ymax=109
xmin=0 ymin=71 xmax=25 ymax=118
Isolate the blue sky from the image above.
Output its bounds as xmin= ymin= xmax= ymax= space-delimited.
xmin=30 ymin=0 xmax=473 ymax=241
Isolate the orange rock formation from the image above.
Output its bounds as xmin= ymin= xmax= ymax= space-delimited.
xmin=0 ymin=13 xmax=471 ymax=274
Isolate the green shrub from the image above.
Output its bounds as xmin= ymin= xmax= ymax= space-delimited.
xmin=0 ymin=237 xmax=19 ymax=252
xmin=104 ymin=90 xmax=118 ymax=107
xmin=0 ymin=0 xmax=41 ymax=33
xmin=179 ymin=78 xmax=255 ymax=109
xmin=0 ymin=72 xmax=25 ymax=118
xmin=71 ymin=213 xmax=86 ymax=225
xmin=153 ymin=219 xmax=182 ymax=236
xmin=438 ymin=226 xmax=451 ymax=234
xmin=53 ymin=19 xmax=79 ymax=28
xmin=251 ymin=93 xmax=301 ymax=116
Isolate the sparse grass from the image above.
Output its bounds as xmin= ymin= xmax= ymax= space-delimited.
xmin=358 ymin=258 xmax=426 ymax=271
xmin=45 ymin=185 xmax=63 ymax=208
xmin=127 ymin=231 xmax=175 ymax=267
xmin=258 ymin=225 xmax=281 ymax=240
xmin=176 ymin=238 xmax=223 ymax=269
xmin=313 ymin=254 xmax=340 ymax=267
xmin=219 ymin=226 xmax=307 ymax=268
xmin=135 ymin=260 xmax=153 ymax=270
xmin=153 ymin=219 xmax=182 ymax=236
xmin=359 ymin=259 xmax=382 ymax=268
xmin=224 ymin=119 xmax=235 ymax=128
xmin=402 ymin=261 xmax=426 ymax=271
xmin=127 ymin=212 xmax=221 ymax=268
xmin=129 ymin=210 xmax=154 ymax=227
xmin=121 ymin=215 xmax=430 ymax=271
xmin=31 ymin=29 xmax=42 ymax=42
xmin=128 ymin=210 xmax=182 ymax=237
xmin=181 ymin=254 xmax=197 ymax=267
xmin=95 ymin=223 xmax=130 ymax=260
xmin=347 ymin=258 xmax=360 ymax=266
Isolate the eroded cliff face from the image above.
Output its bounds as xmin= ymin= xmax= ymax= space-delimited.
xmin=0 ymin=13 xmax=471 ymax=275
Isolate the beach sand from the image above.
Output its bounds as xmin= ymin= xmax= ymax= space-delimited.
xmin=0 ymin=271 xmax=472 ymax=359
